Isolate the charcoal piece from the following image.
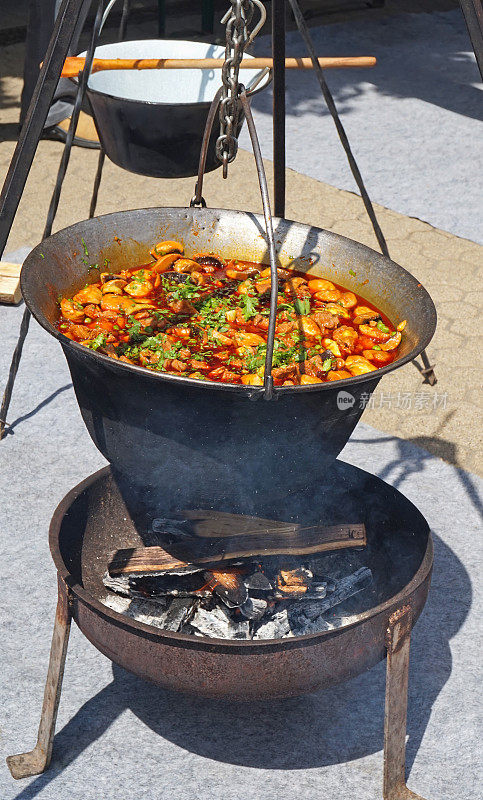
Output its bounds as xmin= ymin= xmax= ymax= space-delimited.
xmin=288 ymin=567 xmax=373 ymax=634
xmin=188 ymin=605 xmax=250 ymax=639
xmin=163 ymin=597 xmax=198 ymax=632
xmin=302 ymin=582 xmax=327 ymax=600
xmin=240 ymin=597 xmax=268 ymax=620
xmin=253 ymin=608 xmax=292 ymax=639
xmin=103 ymin=570 xmax=209 ymax=599
xmin=132 ymin=573 xmax=208 ymax=597
xmin=244 ymin=571 xmax=273 ymax=592
xmin=101 ymin=594 xmax=170 ymax=630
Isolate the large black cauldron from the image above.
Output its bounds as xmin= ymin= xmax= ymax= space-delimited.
xmin=21 ymin=208 xmax=436 ymax=518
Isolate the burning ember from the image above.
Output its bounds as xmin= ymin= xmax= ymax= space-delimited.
xmin=102 ymin=517 xmax=374 ymax=639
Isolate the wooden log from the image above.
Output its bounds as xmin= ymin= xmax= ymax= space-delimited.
xmin=108 ymin=521 xmax=366 ymax=576
xmin=0 ymin=262 xmax=21 ymax=304
xmin=60 ymin=55 xmax=376 ymax=78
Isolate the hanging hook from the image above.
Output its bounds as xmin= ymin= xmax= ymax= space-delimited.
xmin=247 ymin=0 xmax=267 ymax=46
xmin=220 ymin=0 xmax=266 ymax=46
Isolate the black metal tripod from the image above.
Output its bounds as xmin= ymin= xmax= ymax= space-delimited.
xmin=0 ymin=0 xmax=449 ymax=438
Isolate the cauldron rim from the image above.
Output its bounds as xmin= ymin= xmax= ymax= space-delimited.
xmin=49 ymin=465 xmax=433 ymax=654
xmin=21 ymin=206 xmax=437 ymax=397
xmin=76 ymin=39 xmax=272 ymax=109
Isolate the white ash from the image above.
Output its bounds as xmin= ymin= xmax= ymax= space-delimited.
xmin=253 ymin=608 xmax=293 ymax=639
xmin=187 ymin=605 xmax=250 ymax=640
xmin=102 ymin=560 xmax=374 ymax=641
xmin=101 ymin=594 xmax=170 ymax=630
xmin=163 ymin=597 xmax=198 ymax=631
xmin=102 ymin=572 xmax=131 ymax=597
xmin=240 ymin=597 xmax=268 ymax=620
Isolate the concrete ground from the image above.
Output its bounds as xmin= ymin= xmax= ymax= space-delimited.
xmin=0 ymin=3 xmax=482 ymax=798
xmin=243 ymin=8 xmax=483 ymax=243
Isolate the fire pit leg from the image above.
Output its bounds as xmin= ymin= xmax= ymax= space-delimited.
xmin=383 ymin=606 xmax=427 ymax=800
xmin=6 ymin=578 xmax=72 ymax=779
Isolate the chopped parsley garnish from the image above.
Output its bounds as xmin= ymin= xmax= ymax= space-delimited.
xmin=197 ymin=295 xmax=233 ymax=327
xmin=349 ymin=269 xmax=356 ymax=276
xmin=127 ymin=319 xmax=143 ymax=338
xmin=246 ymin=340 xmax=307 ymax=373
xmin=162 ymin=276 xmax=201 ymax=301
xmin=84 ymin=333 xmax=106 ymax=351
xmin=239 ymin=292 xmax=259 ymax=321
xmin=294 ymin=298 xmax=311 ymax=316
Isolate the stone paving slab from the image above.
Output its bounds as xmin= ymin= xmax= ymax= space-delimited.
xmin=0 ymin=298 xmax=481 ymax=800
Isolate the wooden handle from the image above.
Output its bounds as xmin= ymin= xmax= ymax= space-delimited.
xmin=60 ymin=55 xmax=376 ymax=78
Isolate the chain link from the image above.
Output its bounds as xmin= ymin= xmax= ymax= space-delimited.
xmin=217 ymin=0 xmax=255 ymax=177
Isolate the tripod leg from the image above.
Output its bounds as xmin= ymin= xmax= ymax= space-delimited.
xmin=7 ymin=579 xmax=72 ymax=779
xmin=383 ymin=606 xmax=427 ymax=800
xmin=88 ymin=148 xmax=105 ymax=219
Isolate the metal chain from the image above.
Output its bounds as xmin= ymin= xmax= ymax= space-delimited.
xmin=216 ymin=0 xmax=256 ymax=177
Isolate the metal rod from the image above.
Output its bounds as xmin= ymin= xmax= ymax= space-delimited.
xmin=89 ymin=148 xmax=106 ymax=219
xmin=118 ymin=0 xmax=131 ymax=42
xmin=289 ymin=0 xmax=388 ymax=256
xmin=0 ymin=306 xmax=31 ymax=437
xmin=459 ymin=0 xmax=483 ymax=80
xmin=288 ymin=0 xmax=436 ymax=386
xmin=240 ymin=90 xmax=278 ymax=400
xmin=190 ymin=87 xmax=224 ymax=208
xmin=0 ymin=0 xmax=104 ymax=440
xmin=383 ymin=606 xmax=427 ymax=800
xmin=0 ymin=0 xmax=91 ymax=255
xmin=6 ymin=579 xmax=72 ymax=779
xmin=272 ymin=0 xmax=286 ymax=217
xmin=43 ymin=1 xmax=104 ymax=239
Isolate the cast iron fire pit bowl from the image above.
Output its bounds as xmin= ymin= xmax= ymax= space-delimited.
xmin=51 ymin=464 xmax=432 ymax=700
xmin=20 ymin=207 xmax=436 ymax=518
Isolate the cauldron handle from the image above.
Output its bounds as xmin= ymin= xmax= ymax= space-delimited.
xmin=189 ymin=86 xmax=223 ymax=211
xmin=190 ymin=89 xmax=278 ymax=400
